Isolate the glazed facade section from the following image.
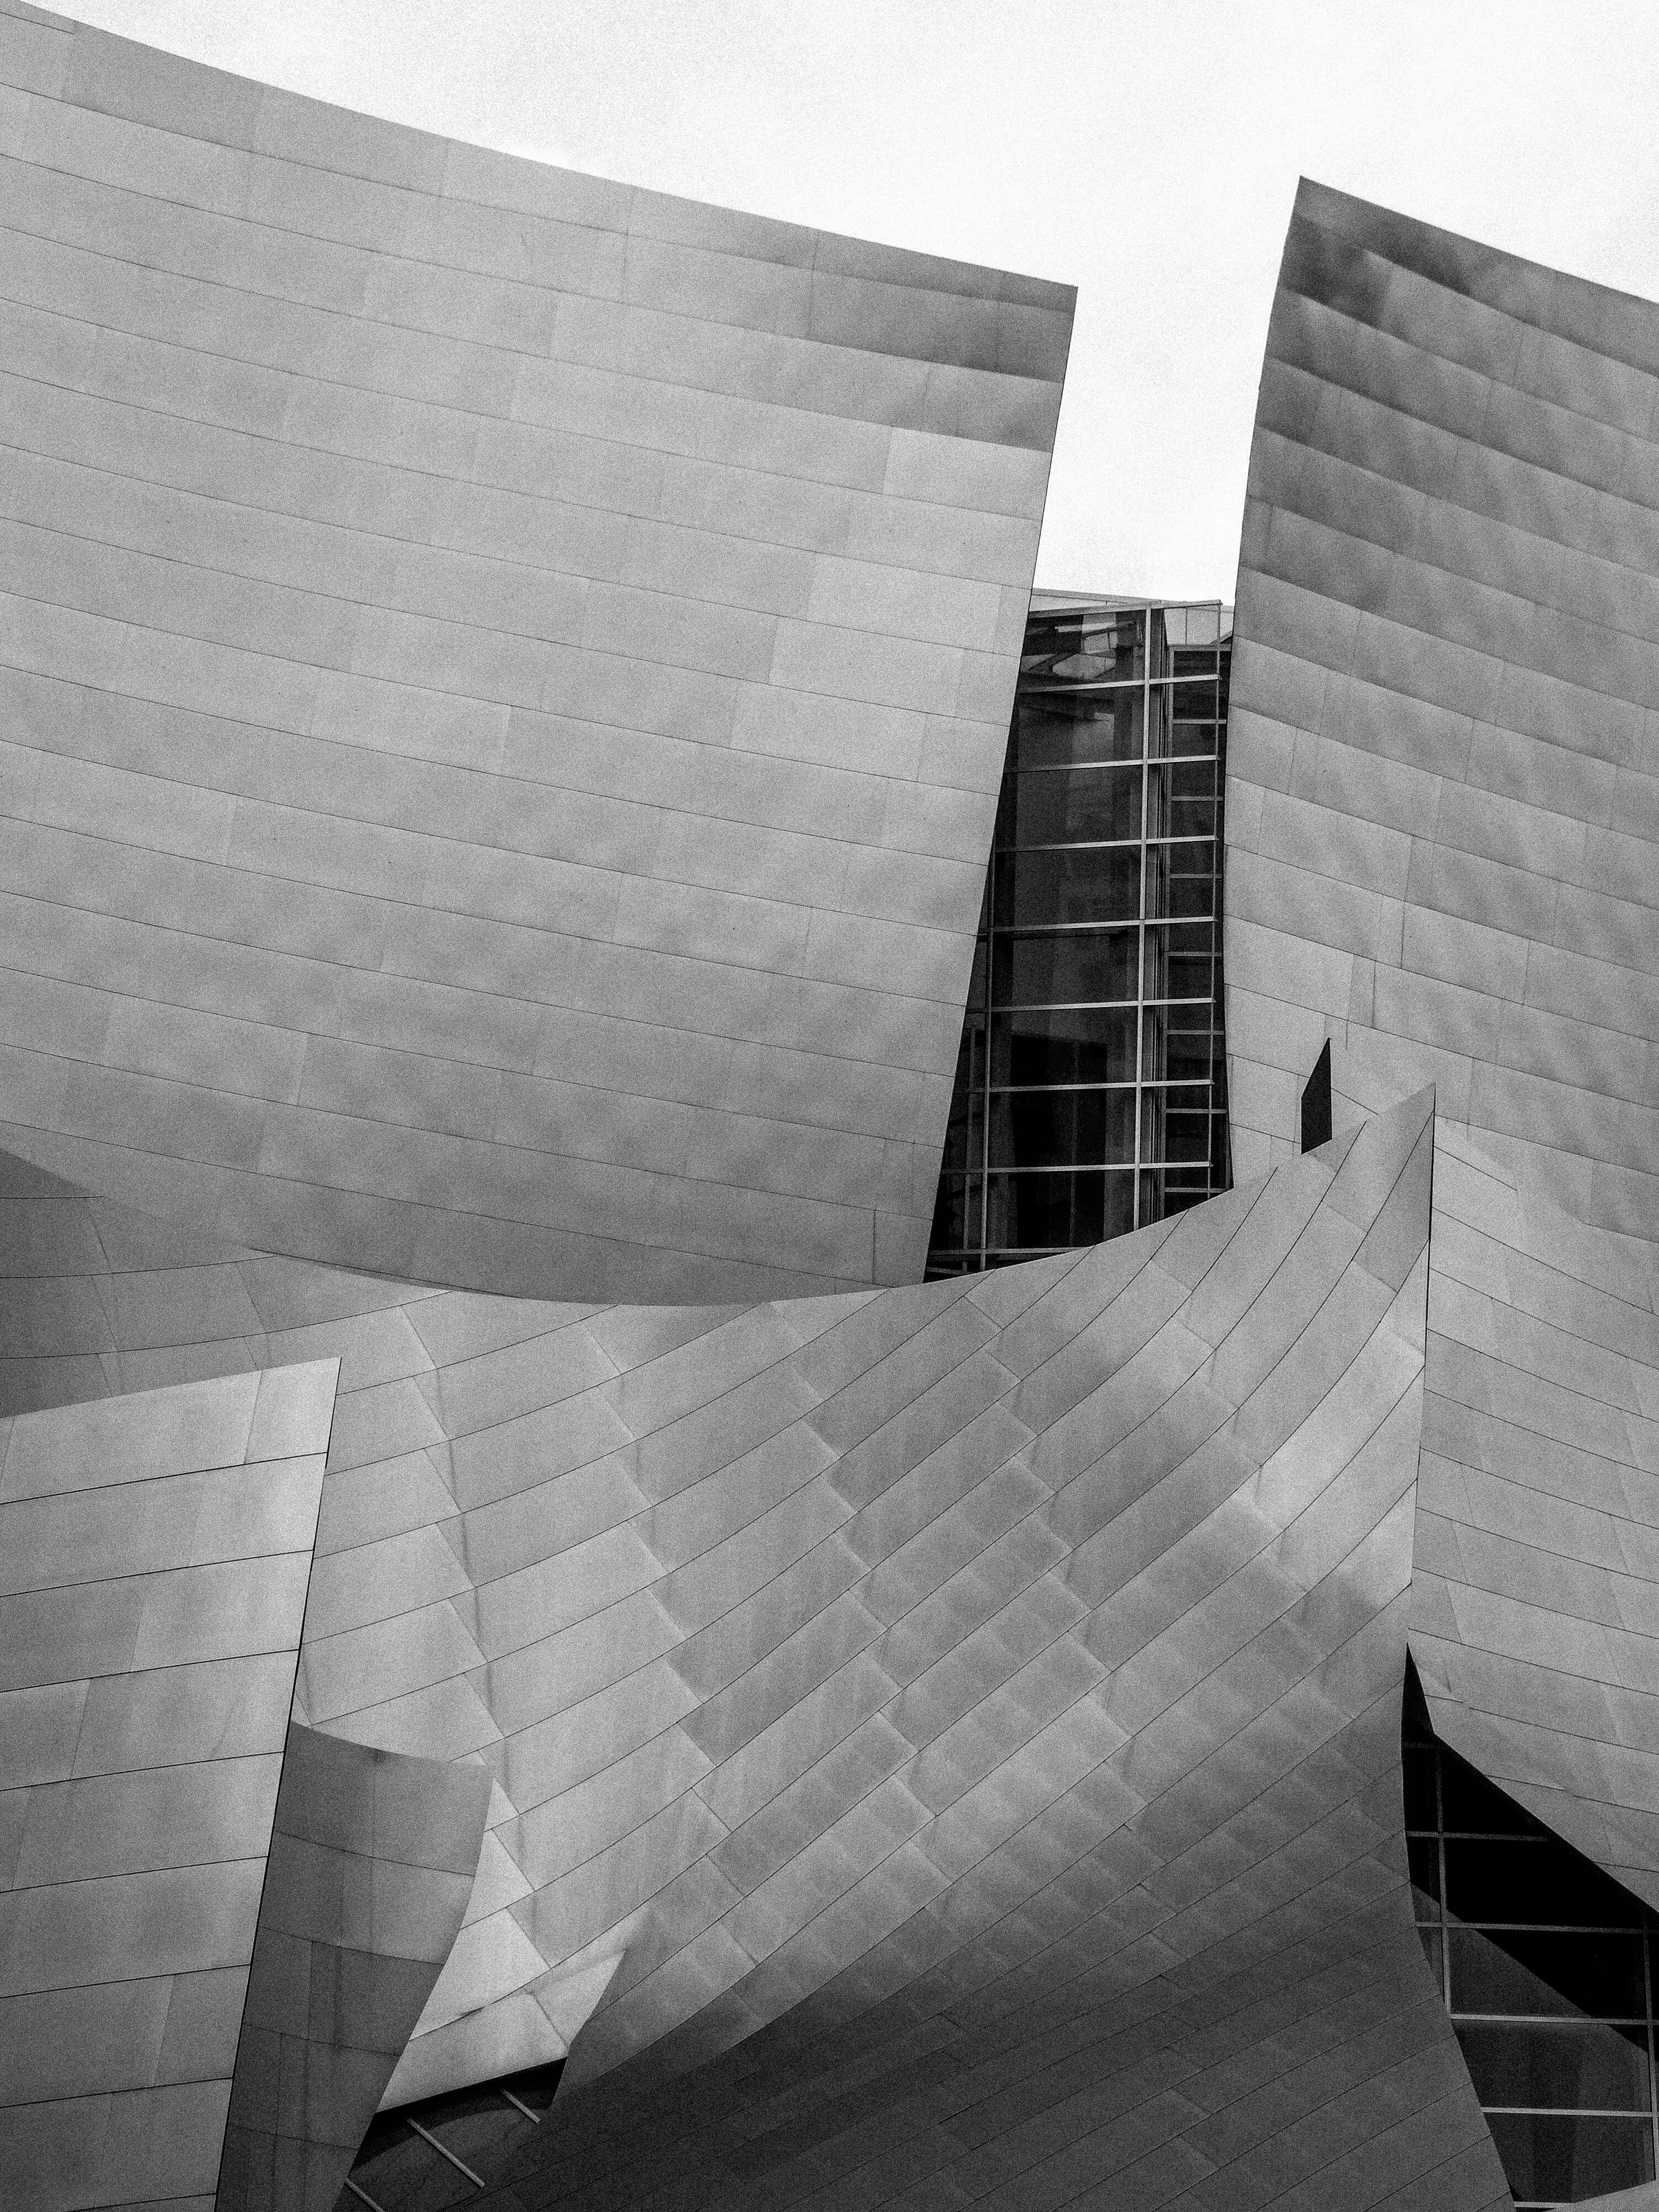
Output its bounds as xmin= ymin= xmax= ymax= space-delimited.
xmin=927 ymin=596 xmax=1232 ymax=1273
xmin=1226 ymin=178 xmax=1659 ymax=1253
xmin=0 ymin=0 xmax=1070 ymax=1305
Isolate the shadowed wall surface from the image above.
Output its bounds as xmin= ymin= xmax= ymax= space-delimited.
xmin=1226 ymin=179 xmax=1659 ymax=1254
xmin=0 ymin=0 xmax=1071 ymax=1302
xmin=217 ymin=1723 xmax=491 ymax=2212
xmin=0 ymin=1359 xmax=338 ymax=2212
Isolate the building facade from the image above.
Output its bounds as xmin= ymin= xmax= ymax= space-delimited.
xmin=4 ymin=15 xmax=1659 ymax=2212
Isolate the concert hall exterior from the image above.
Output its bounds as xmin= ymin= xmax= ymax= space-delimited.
xmin=4 ymin=11 xmax=1659 ymax=2212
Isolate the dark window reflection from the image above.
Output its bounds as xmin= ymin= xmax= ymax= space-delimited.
xmin=1485 ymin=2115 xmax=1654 ymax=2204
xmin=991 ymin=1006 xmax=1137 ymax=1087
xmin=1450 ymin=1928 xmax=1646 ymax=2021
xmin=994 ymin=846 xmax=1140 ymax=927
xmin=1019 ymin=607 xmax=1145 ymax=688
xmin=1000 ymin=928 xmax=1139 ymax=1007
xmin=1446 ymin=1840 xmax=1641 ymax=1929
xmin=1404 ymin=1662 xmax=1659 ymax=2206
xmin=926 ymin=598 xmax=1232 ymax=1275
xmin=982 ymin=1168 xmax=1134 ymax=1251
xmin=985 ymin=1086 xmax=1135 ymax=1172
xmin=1006 ymin=766 xmax=1142 ymax=845
xmin=1458 ymin=2021 xmax=1648 ymax=2111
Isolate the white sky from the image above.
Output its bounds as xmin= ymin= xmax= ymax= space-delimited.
xmin=55 ymin=1 xmax=1659 ymax=602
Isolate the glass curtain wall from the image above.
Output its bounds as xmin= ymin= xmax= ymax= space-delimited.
xmin=927 ymin=596 xmax=1230 ymax=1275
xmin=1405 ymin=1671 xmax=1659 ymax=2206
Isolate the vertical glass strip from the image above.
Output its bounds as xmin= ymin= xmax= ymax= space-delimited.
xmin=925 ymin=597 xmax=1232 ymax=1277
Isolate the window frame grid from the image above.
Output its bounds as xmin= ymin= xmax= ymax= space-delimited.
xmin=926 ymin=599 xmax=1230 ymax=1276
xmin=1407 ymin=1733 xmax=1659 ymax=2208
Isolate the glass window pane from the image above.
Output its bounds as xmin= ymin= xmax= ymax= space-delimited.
xmin=990 ymin=1008 xmax=1138 ymax=1087
xmin=1170 ymin=609 xmax=1222 ymax=652
xmin=1449 ymin=1928 xmax=1646 ymax=2019
xmin=994 ymin=847 xmax=1140 ymax=927
xmin=1166 ymin=868 xmax=1215 ymax=920
xmin=1141 ymin=1008 xmax=1215 ymax=1085
xmin=1444 ymin=1838 xmax=1642 ymax=1927
xmin=928 ymin=1174 xmax=981 ymax=1256
xmin=1164 ymin=950 xmax=1214 ymax=1003
xmin=1020 ymin=608 xmax=1145 ymax=686
xmin=1167 ymin=721 xmax=1218 ymax=757
xmin=1171 ymin=680 xmax=1218 ymax=724
xmin=1169 ymin=798 xmax=1216 ymax=839
xmin=1014 ymin=687 xmax=1144 ymax=768
xmin=1407 ymin=1834 xmax=1440 ymax=1907
xmin=1167 ymin=1030 xmax=1214 ymax=1085
xmin=1441 ymin=1761 xmax=1546 ymax=1837
xmin=1485 ymin=2112 xmax=1653 ymax=2204
xmin=1000 ymin=929 xmax=1139 ymax=1006
xmin=1006 ymin=767 xmax=1141 ymax=846
xmin=1418 ymin=1924 xmax=1444 ymax=1984
xmin=1455 ymin=2018 xmax=1648 ymax=2111
xmin=1142 ymin=921 xmax=1214 ymax=1000
xmin=983 ymin=1170 xmax=1134 ymax=1251
xmin=986 ymin=1087 xmax=1135 ymax=1171
xmin=1161 ymin=1109 xmax=1212 ymax=1165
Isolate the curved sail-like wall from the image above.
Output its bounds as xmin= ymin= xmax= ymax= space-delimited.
xmin=1226 ymin=178 xmax=1659 ymax=1251
xmin=1227 ymin=182 xmax=1659 ymax=2212
xmin=1 ymin=1095 xmax=1516 ymax=2212
xmin=1226 ymin=177 xmax=1659 ymax=1906
xmin=0 ymin=1 xmax=1070 ymax=1302
xmin=217 ymin=1723 xmax=492 ymax=2212
xmin=0 ymin=1362 xmax=339 ymax=2212
xmin=1414 ymin=1114 xmax=1659 ymax=1910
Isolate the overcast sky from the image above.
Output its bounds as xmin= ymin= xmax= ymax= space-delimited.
xmin=59 ymin=1 xmax=1659 ymax=602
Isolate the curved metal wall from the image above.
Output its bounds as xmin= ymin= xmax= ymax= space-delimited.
xmin=0 ymin=1094 xmax=1520 ymax=2212
xmin=0 ymin=1360 xmax=338 ymax=2212
xmin=0 ymin=0 xmax=1071 ymax=1302
xmin=218 ymin=1723 xmax=491 ymax=2212
xmin=1415 ymin=1109 xmax=1659 ymax=1910
xmin=1224 ymin=175 xmax=1659 ymax=1936
xmin=1226 ymin=178 xmax=1659 ymax=1250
